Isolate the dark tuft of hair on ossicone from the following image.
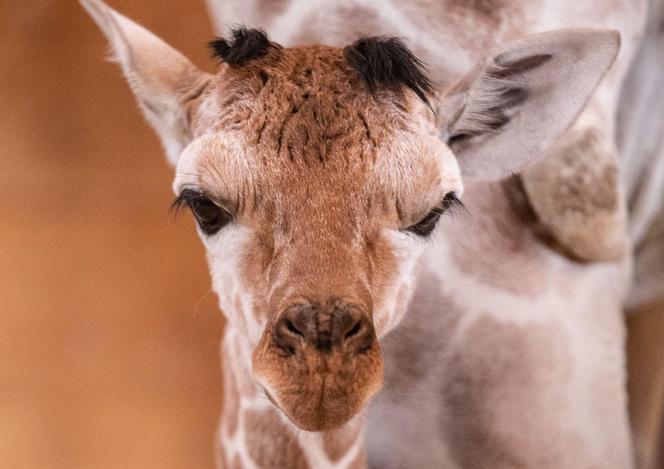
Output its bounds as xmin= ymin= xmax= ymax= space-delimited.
xmin=344 ymin=36 xmax=435 ymax=110
xmin=209 ymin=26 xmax=274 ymax=66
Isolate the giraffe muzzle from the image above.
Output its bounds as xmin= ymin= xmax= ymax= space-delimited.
xmin=252 ymin=299 xmax=384 ymax=431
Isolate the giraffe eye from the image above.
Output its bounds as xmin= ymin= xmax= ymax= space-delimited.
xmin=172 ymin=189 xmax=232 ymax=235
xmin=405 ymin=192 xmax=464 ymax=237
xmin=406 ymin=207 xmax=443 ymax=237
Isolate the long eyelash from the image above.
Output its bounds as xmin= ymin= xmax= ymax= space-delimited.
xmin=441 ymin=191 xmax=467 ymax=216
xmin=420 ymin=192 xmax=467 ymax=219
xmin=170 ymin=189 xmax=205 ymax=216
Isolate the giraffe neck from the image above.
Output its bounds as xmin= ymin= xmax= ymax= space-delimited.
xmin=217 ymin=325 xmax=367 ymax=469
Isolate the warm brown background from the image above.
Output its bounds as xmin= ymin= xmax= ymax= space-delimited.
xmin=0 ymin=2 xmax=225 ymax=468
xmin=2 ymin=2 xmax=663 ymax=469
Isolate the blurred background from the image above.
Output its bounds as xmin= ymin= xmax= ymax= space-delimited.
xmin=0 ymin=2 xmax=224 ymax=468
xmin=2 ymin=2 xmax=663 ymax=469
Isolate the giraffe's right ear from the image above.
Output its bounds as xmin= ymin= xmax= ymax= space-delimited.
xmin=80 ymin=0 xmax=213 ymax=165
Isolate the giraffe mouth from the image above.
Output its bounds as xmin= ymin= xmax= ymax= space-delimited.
xmin=252 ymin=328 xmax=384 ymax=432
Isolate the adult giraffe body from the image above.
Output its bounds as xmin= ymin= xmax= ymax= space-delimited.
xmin=81 ymin=0 xmax=663 ymax=468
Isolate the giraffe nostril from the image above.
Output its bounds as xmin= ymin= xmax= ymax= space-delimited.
xmin=274 ymin=301 xmax=375 ymax=354
xmin=274 ymin=316 xmax=306 ymax=355
xmin=344 ymin=320 xmax=363 ymax=340
xmin=285 ymin=319 xmax=304 ymax=338
xmin=342 ymin=316 xmax=375 ymax=354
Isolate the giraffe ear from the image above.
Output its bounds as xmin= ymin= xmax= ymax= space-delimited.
xmin=438 ymin=28 xmax=620 ymax=181
xmin=80 ymin=0 xmax=213 ymax=165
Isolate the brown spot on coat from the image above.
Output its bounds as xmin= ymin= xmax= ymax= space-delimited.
xmin=322 ymin=423 xmax=361 ymax=461
xmin=229 ymin=455 xmax=243 ymax=469
xmin=447 ymin=0 xmax=509 ymax=20
xmin=441 ymin=316 xmax=578 ymax=469
xmin=349 ymin=446 xmax=368 ymax=468
xmin=245 ymin=408 xmax=310 ymax=468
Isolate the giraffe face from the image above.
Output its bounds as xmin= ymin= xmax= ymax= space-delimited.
xmin=172 ymin=43 xmax=462 ymax=431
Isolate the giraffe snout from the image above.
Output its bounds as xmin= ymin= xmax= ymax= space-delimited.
xmin=254 ymin=299 xmax=384 ymax=431
xmin=273 ymin=300 xmax=375 ymax=355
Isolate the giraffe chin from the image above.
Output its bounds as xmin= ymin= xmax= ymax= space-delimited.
xmin=252 ymin=330 xmax=384 ymax=432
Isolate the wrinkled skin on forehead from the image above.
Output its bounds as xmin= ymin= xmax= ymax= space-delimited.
xmin=174 ymin=44 xmax=462 ymax=430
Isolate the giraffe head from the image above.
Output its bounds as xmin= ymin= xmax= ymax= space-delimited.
xmin=82 ymin=0 xmax=619 ymax=432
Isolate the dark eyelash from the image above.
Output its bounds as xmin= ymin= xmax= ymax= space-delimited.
xmin=405 ymin=191 xmax=466 ymax=237
xmin=170 ymin=188 xmax=206 ymax=215
xmin=440 ymin=191 xmax=466 ymax=216
xmin=171 ymin=188 xmax=233 ymax=236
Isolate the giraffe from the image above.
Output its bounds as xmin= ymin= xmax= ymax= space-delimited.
xmin=80 ymin=0 xmax=664 ymax=468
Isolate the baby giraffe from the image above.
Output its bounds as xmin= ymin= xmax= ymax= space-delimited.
xmin=81 ymin=0 xmax=629 ymax=467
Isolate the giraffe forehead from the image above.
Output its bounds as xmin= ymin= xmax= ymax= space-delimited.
xmin=195 ymin=43 xmax=437 ymax=156
xmin=180 ymin=44 xmax=456 ymax=214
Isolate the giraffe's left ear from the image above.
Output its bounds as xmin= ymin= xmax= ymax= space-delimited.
xmin=80 ymin=0 xmax=213 ymax=165
xmin=438 ymin=28 xmax=620 ymax=181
